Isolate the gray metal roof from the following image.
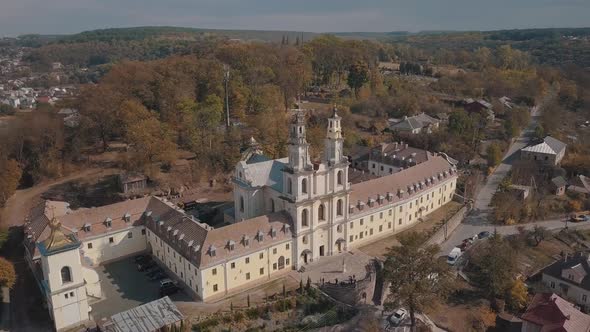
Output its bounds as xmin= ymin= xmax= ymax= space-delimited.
xmin=240 ymin=157 xmax=288 ymax=191
xmin=522 ymin=136 xmax=566 ymax=155
xmin=105 ymin=296 xmax=183 ymax=332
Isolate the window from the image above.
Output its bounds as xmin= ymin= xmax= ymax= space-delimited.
xmin=231 ymin=262 xmax=236 ymax=269
xmin=109 ymin=237 xmax=114 ymax=244
xmin=389 ymin=168 xmax=393 ymax=174
xmin=301 ymin=209 xmax=309 ymax=227
xmin=260 ymin=268 xmax=264 ymax=275
xmin=318 ymin=204 xmax=325 ymax=221
xmin=420 ymin=197 xmax=423 ymax=203
xmin=302 ymin=178 xmax=308 ymax=194
xmin=239 ymin=196 xmax=245 ymax=213
xmin=65 ymin=293 xmax=69 ymax=299
xmin=87 ymin=242 xmax=93 ymax=249
xmin=388 ymin=222 xmax=392 ymax=229
xmin=410 ymin=202 xmax=412 ymax=208
xmin=273 ymin=263 xmax=277 ymax=270
xmin=127 ymin=232 xmax=133 ymax=239
xmin=212 ymin=268 xmax=217 ymax=276
xmin=61 ymin=266 xmax=72 ymax=284
xmin=245 ymin=257 xmax=250 ymax=264
xmin=360 ymin=219 xmax=364 ymax=226
xmin=550 ymin=281 xmax=555 ymax=289
xmin=273 ymin=248 xmax=277 ymax=254
xmin=409 ymin=215 xmax=412 ymax=221
xmin=379 ymin=225 xmax=383 ymax=232
xmin=370 ymin=215 xmax=374 ymax=222
xmin=389 ymin=209 xmax=392 ymax=216
xmin=288 ymin=178 xmax=293 ymax=194
xmin=141 ymin=229 xmax=146 ymax=235
xmin=380 ymin=165 xmax=384 ymax=171
xmin=259 ymin=253 xmax=264 ymax=259
xmin=246 ymin=273 xmax=251 ymax=280
xmin=270 ymin=199 xmax=275 ymax=212
xmin=286 ymin=258 xmax=290 ymax=265
xmin=337 ymin=199 xmax=343 ymax=216
xmin=213 ymin=284 xmax=218 ymax=292
xmin=349 ymin=235 xmax=354 ymax=242
xmin=370 ymin=229 xmax=373 ymax=235
xmin=337 ymin=170 xmax=343 ymax=185
xmin=286 ymin=243 xmax=290 ymax=250
xmin=359 ymin=232 xmax=364 ymax=239
xmin=350 ymin=222 xmax=354 ymax=229
xmin=399 ymin=206 xmax=403 ymax=212
xmin=70 ymin=292 xmax=74 ymax=297
xmin=303 ymin=235 xmax=308 ymax=244
xmin=584 ymin=295 xmax=588 ymax=302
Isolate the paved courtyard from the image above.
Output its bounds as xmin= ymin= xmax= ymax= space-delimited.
xmin=289 ymin=249 xmax=375 ymax=286
xmin=90 ymin=258 xmax=190 ymax=321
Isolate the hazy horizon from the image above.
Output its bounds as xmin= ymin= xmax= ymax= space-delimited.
xmin=1 ymin=0 xmax=590 ymax=37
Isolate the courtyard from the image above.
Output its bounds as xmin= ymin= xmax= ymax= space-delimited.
xmin=90 ymin=257 xmax=191 ymax=321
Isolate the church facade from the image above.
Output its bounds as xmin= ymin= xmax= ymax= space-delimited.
xmin=24 ymin=109 xmax=457 ymax=331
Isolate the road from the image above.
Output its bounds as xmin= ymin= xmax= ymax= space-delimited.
xmin=439 ymin=99 xmax=559 ymax=255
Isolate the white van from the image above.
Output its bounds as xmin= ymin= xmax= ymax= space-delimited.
xmin=447 ymin=247 xmax=462 ymax=265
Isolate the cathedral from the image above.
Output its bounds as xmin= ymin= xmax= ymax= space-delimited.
xmin=24 ymin=109 xmax=457 ymax=331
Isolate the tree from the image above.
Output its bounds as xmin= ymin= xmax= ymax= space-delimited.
xmin=126 ymin=117 xmax=177 ymax=167
xmin=347 ymin=61 xmax=369 ymax=98
xmin=486 ymin=143 xmax=503 ymax=167
xmin=507 ymin=279 xmax=528 ymax=311
xmin=448 ymin=110 xmax=472 ymax=137
xmin=383 ymin=232 xmax=454 ymax=327
xmin=0 ymin=158 xmax=22 ymax=207
xmin=530 ymin=226 xmax=548 ymax=246
xmin=0 ymin=104 xmax=15 ymax=115
xmin=0 ymin=257 xmax=16 ymax=289
xmin=470 ymin=233 xmax=517 ymax=299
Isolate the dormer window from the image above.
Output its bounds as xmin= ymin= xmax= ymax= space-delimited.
xmin=105 ymin=217 xmax=112 ymax=228
xmin=209 ymin=245 xmax=217 ymax=257
xmin=124 ymin=212 xmax=131 ymax=222
xmin=243 ymin=235 xmax=250 ymax=247
xmin=83 ymin=223 xmax=91 ymax=232
xmin=271 ymin=228 xmax=277 ymax=238
xmin=144 ymin=211 xmax=152 ymax=217
xmin=284 ymin=224 xmax=291 ymax=233
xmin=257 ymin=231 xmax=264 ymax=242
xmin=228 ymin=240 xmax=235 ymax=251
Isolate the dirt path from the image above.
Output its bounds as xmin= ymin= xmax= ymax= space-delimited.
xmin=1 ymin=167 xmax=119 ymax=228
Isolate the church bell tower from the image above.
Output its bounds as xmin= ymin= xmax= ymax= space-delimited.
xmin=287 ymin=111 xmax=312 ymax=172
xmin=324 ymin=107 xmax=344 ymax=165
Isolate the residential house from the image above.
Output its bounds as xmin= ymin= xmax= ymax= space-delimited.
xmin=568 ymin=175 xmax=590 ymax=195
xmin=463 ymin=98 xmax=495 ymax=121
xmin=366 ymin=142 xmax=431 ymax=177
xmin=389 ymin=112 xmax=440 ymax=134
xmin=520 ymin=136 xmax=567 ymax=166
xmin=521 ymin=293 xmax=590 ymax=332
xmin=551 ymin=176 xmax=567 ymax=196
xmin=541 ymin=252 xmax=590 ymax=312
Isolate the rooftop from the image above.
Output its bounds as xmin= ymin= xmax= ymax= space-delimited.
xmin=521 ymin=136 xmax=567 ymax=155
xmin=102 ymin=296 xmax=184 ymax=332
xmin=521 ymin=293 xmax=590 ymax=332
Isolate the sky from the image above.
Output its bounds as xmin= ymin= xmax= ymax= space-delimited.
xmin=1 ymin=0 xmax=589 ymax=36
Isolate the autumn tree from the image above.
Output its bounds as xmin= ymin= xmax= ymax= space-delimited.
xmin=529 ymin=226 xmax=548 ymax=247
xmin=383 ymin=232 xmax=454 ymax=327
xmin=469 ymin=233 xmax=517 ymax=299
xmin=507 ymin=279 xmax=528 ymax=311
xmin=486 ymin=143 xmax=503 ymax=167
xmin=77 ymin=83 xmax=124 ymax=151
xmin=347 ymin=61 xmax=369 ymax=98
xmin=0 ymin=257 xmax=16 ymax=289
xmin=0 ymin=158 xmax=22 ymax=206
xmin=126 ymin=117 xmax=177 ymax=167
xmin=274 ymin=47 xmax=311 ymax=110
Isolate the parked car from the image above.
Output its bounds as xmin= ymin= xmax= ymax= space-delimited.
xmin=478 ymin=231 xmax=491 ymax=239
xmin=447 ymin=247 xmax=463 ymax=265
xmin=459 ymin=241 xmax=471 ymax=251
xmin=146 ymin=267 xmax=163 ymax=277
xmin=571 ymin=214 xmax=589 ymax=222
xmin=389 ymin=308 xmax=408 ymax=326
xmin=148 ymin=271 xmax=167 ymax=281
xmin=159 ymin=284 xmax=179 ymax=297
xmin=159 ymin=278 xmax=177 ymax=288
xmin=137 ymin=260 xmax=155 ymax=272
xmin=133 ymin=254 xmax=151 ymax=263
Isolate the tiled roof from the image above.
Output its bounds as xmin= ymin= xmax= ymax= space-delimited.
xmin=521 ymin=293 xmax=590 ymax=332
xmin=551 ymin=176 xmax=567 ymax=188
xmin=390 ymin=113 xmax=439 ymax=131
xmin=369 ymin=142 xmax=431 ymax=167
xmin=542 ymin=253 xmax=590 ymax=290
xmin=349 ymin=155 xmax=457 ymax=215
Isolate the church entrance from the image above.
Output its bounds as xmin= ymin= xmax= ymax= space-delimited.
xmin=301 ymin=250 xmax=312 ymax=264
xmin=319 ymin=245 xmax=325 ymax=256
xmin=335 ymin=238 xmax=345 ymax=253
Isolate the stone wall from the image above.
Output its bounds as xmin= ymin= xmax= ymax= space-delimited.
xmin=424 ymin=204 xmax=470 ymax=247
xmin=319 ymin=263 xmax=376 ymax=306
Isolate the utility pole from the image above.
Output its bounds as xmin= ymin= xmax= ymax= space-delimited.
xmin=223 ymin=64 xmax=230 ymax=128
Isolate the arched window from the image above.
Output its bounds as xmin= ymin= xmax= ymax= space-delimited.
xmin=337 ymin=170 xmax=343 ymax=185
xmin=239 ymin=196 xmax=245 ymax=213
xmin=336 ymin=199 xmax=343 ymax=216
xmin=302 ymin=178 xmax=308 ymax=194
xmin=301 ymin=209 xmax=309 ymax=227
xmin=61 ymin=266 xmax=72 ymax=284
xmin=270 ymin=199 xmax=275 ymax=212
xmin=288 ymin=178 xmax=293 ymax=194
xmin=318 ymin=204 xmax=325 ymax=221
